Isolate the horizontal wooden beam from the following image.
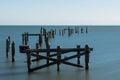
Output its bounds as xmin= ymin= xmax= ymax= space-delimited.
xmin=26 ymin=48 xmax=93 ymax=53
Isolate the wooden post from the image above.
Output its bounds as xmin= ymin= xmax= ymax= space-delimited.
xmin=27 ymin=51 xmax=31 ymax=72
xmin=26 ymin=32 xmax=29 ymax=43
xmin=52 ymin=30 xmax=55 ymax=38
xmin=75 ymin=27 xmax=77 ymax=33
xmin=68 ymin=27 xmax=70 ymax=37
xmin=22 ymin=33 xmax=25 ymax=45
xmin=57 ymin=46 xmax=61 ymax=71
xmin=11 ymin=41 xmax=15 ymax=62
xmin=77 ymin=45 xmax=80 ymax=65
xmin=8 ymin=36 xmax=11 ymax=47
xmin=81 ymin=27 xmax=83 ymax=33
xmin=47 ymin=44 xmax=50 ymax=66
xmin=6 ymin=39 xmax=9 ymax=58
xmin=25 ymin=32 xmax=27 ymax=45
xmin=36 ymin=43 xmax=39 ymax=61
xmin=85 ymin=44 xmax=90 ymax=70
xmin=44 ymin=29 xmax=47 ymax=39
xmin=38 ymin=34 xmax=42 ymax=46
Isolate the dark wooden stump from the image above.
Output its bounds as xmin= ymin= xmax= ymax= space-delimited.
xmin=85 ymin=44 xmax=90 ymax=70
xmin=11 ymin=41 xmax=15 ymax=62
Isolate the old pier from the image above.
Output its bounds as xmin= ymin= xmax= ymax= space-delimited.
xmin=19 ymin=27 xmax=93 ymax=72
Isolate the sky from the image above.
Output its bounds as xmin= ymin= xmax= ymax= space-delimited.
xmin=0 ymin=0 xmax=120 ymax=25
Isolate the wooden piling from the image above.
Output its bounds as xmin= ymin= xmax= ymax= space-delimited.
xmin=38 ymin=34 xmax=42 ymax=46
xmin=22 ymin=33 xmax=25 ymax=45
xmin=24 ymin=32 xmax=27 ymax=45
xmin=77 ymin=45 xmax=80 ymax=65
xmin=57 ymin=46 xmax=61 ymax=71
xmin=85 ymin=44 xmax=90 ymax=70
xmin=8 ymin=36 xmax=11 ymax=46
xmin=27 ymin=51 xmax=31 ymax=72
xmin=81 ymin=27 xmax=83 ymax=33
xmin=6 ymin=39 xmax=9 ymax=58
xmin=36 ymin=43 xmax=39 ymax=61
xmin=26 ymin=32 xmax=29 ymax=42
xmin=47 ymin=44 xmax=50 ymax=66
xmin=11 ymin=41 xmax=15 ymax=62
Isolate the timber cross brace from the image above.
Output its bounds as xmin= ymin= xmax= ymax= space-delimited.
xmin=20 ymin=45 xmax=93 ymax=73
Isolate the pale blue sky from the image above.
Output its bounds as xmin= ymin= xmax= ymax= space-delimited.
xmin=0 ymin=0 xmax=120 ymax=25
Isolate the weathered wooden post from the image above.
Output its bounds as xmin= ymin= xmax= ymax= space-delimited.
xmin=11 ymin=41 xmax=15 ymax=62
xmin=44 ymin=29 xmax=47 ymax=40
xmin=27 ymin=50 xmax=31 ymax=72
xmin=52 ymin=30 xmax=55 ymax=38
xmin=22 ymin=33 xmax=25 ymax=45
xmin=68 ymin=27 xmax=70 ymax=37
xmin=57 ymin=46 xmax=61 ymax=71
xmin=81 ymin=27 xmax=83 ymax=33
xmin=85 ymin=44 xmax=90 ymax=70
xmin=47 ymin=43 xmax=50 ymax=66
xmin=26 ymin=32 xmax=29 ymax=43
xmin=36 ymin=43 xmax=39 ymax=61
xmin=6 ymin=39 xmax=9 ymax=58
xmin=24 ymin=32 xmax=27 ymax=45
xmin=77 ymin=45 xmax=80 ymax=65
xmin=8 ymin=36 xmax=11 ymax=46
xmin=38 ymin=34 xmax=42 ymax=46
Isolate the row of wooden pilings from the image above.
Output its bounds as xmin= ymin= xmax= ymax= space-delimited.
xmin=21 ymin=27 xmax=88 ymax=47
xmin=6 ymin=36 xmax=15 ymax=62
xmin=22 ymin=28 xmax=56 ymax=46
xmin=59 ymin=27 xmax=88 ymax=37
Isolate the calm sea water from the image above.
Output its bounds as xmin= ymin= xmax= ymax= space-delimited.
xmin=0 ymin=25 xmax=120 ymax=80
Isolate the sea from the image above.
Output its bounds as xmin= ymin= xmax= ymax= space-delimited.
xmin=0 ymin=25 xmax=120 ymax=80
